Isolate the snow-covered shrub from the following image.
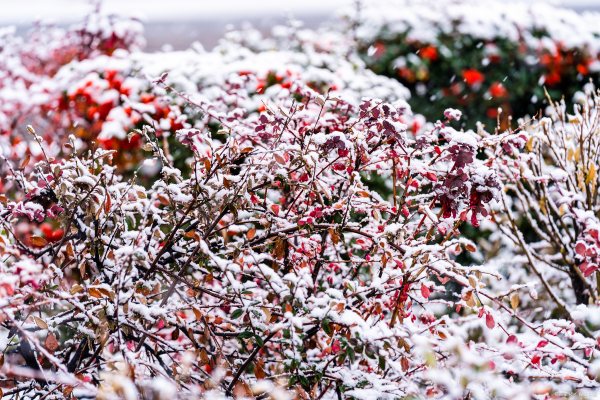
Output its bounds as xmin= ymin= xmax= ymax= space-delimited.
xmin=0 ymin=14 xmax=412 ymax=175
xmin=492 ymin=87 xmax=600 ymax=311
xmin=1 ymin=69 xmax=559 ymax=398
xmin=2 ymin=6 xmax=600 ymax=400
xmin=0 ymin=12 xmax=144 ymax=132
xmin=347 ymin=0 xmax=600 ymax=128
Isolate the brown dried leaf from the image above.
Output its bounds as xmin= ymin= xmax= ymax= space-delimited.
xmin=88 ymin=287 xmax=103 ymax=299
xmin=104 ymin=195 xmax=111 ymax=213
xmin=274 ymin=153 xmax=286 ymax=165
xmin=20 ymin=153 xmax=31 ymax=169
xmin=65 ymin=242 xmax=74 ymax=258
xmin=254 ymin=360 xmax=266 ymax=379
xmin=192 ymin=307 xmax=202 ymax=321
xmin=274 ymin=238 xmax=286 ymax=260
xmin=45 ymin=332 xmax=59 ymax=352
xmin=30 ymin=235 xmax=48 ymax=247
xmin=401 ymin=356 xmax=409 ymax=371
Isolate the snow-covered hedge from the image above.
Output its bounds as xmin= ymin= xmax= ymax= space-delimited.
xmin=0 ymin=18 xmax=411 ymax=173
xmin=2 ymin=6 xmax=600 ymax=400
xmin=348 ymin=0 xmax=600 ymax=128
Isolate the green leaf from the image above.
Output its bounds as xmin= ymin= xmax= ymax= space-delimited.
xmin=238 ymin=331 xmax=253 ymax=339
xmin=346 ymin=346 xmax=356 ymax=363
xmin=298 ymin=375 xmax=309 ymax=388
xmin=321 ymin=318 xmax=333 ymax=336
xmin=231 ymin=308 xmax=244 ymax=319
xmin=378 ymin=356 xmax=386 ymax=370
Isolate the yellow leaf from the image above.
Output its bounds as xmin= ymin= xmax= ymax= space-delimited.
xmin=33 ymin=316 xmax=48 ymax=330
xmin=468 ymin=275 xmax=477 ymax=289
xmin=539 ymin=198 xmax=547 ymax=215
xmin=510 ymin=293 xmax=520 ymax=310
xmin=70 ymin=284 xmax=83 ymax=295
xmin=525 ymin=136 xmax=535 ymax=152
xmin=465 ymin=291 xmax=476 ymax=308
xmin=586 ymin=163 xmax=597 ymax=185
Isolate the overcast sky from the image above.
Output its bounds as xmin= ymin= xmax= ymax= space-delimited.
xmin=2 ymin=0 xmax=597 ymax=50
xmin=1 ymin=0 xmax=598 ymax=25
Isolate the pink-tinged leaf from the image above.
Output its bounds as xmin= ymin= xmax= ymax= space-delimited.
xmin=331 ymin=339 xmax=341 ymax=353
xmin=401 ymin=205 xmax=410 ymax=218
xmin=485 ymin=313 xmax=495 ymax=329
xmin=478 ymin=308 xmax=485 ymax=318
xmin=582 ymin=263 xmax=598 ymax=277
xmin=506 ymin=334 xmax=518 ymax=344
xmin=575 ymin=242 xmax=587 ymax=256
xmin=420 ymin=283 xmax=431 ymax=299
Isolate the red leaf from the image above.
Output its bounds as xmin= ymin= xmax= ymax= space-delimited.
xmin=423 ymin=171 xmax=437 ymax=182
xmin=420 ymin=283 xmax=431 ymax=299
xmin=506 ymin=334 xmax=518 ymax=344
xmin=485 ymin=313 xmax=495 ymax=329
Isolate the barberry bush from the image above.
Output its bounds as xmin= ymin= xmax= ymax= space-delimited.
xmin=2 ymin=4 xmax=600 ymax=400
xmin=1 ymin=75 xmax=507 ymax=398
xmin=348 ymin=0 xmax=600 ymax=129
